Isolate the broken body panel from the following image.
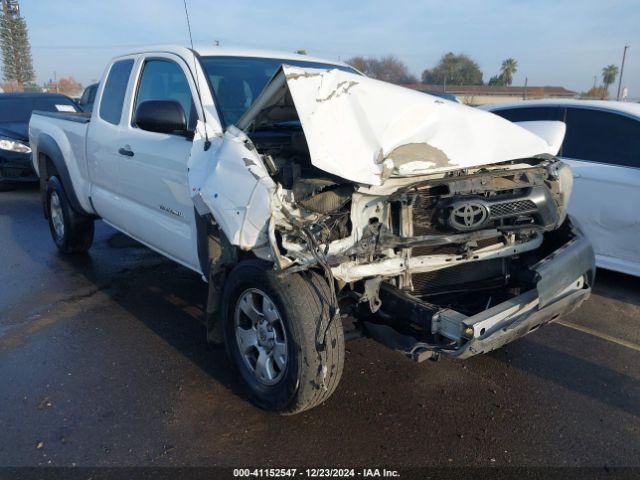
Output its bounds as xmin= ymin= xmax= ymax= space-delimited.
xmin=189 ymin=65 xmax=593 ymax=359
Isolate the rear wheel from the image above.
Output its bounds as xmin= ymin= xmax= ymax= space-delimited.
xmin=222 ymin=260 xmax=344 ymax=414
xmin=45 ymin=176 xmax=94 ymax=253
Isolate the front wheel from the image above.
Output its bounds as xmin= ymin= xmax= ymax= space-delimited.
xmin=45 ymin=176 xmax=94 ymax=253
xmin=222 ymin=260 xmax=344 ymax=414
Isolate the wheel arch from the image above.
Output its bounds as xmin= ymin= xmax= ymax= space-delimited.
xmin=36 ymin=134 xmax=88 ymax=218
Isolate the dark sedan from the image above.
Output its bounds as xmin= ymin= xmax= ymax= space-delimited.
xmin=0 ymin=92 xmax=79 ymax=190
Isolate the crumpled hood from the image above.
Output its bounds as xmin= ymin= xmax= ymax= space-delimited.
xmin=239 ymin=66 xmax=561 ymax=186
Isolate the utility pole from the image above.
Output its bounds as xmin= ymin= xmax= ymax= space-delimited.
xmin=523 ymin=77 xmax=528 ymax=100
xmin=616 ymin=45 xmax=629 ymax=101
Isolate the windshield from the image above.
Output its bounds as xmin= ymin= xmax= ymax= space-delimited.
xmin=0 ymin=96 xmax=78 ymax=123
xmin=199 ymin=56 xmax=357 ymax=126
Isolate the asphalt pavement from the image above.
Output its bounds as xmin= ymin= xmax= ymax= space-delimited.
xmin=1 ymin=186 xmax=639 ymax=469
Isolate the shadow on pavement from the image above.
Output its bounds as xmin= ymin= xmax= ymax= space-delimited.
xmin=59 ymin=236 xmax=252 ymax=405
xmin=490 ymin=334 xmax=640 ymax=418
xmin=593 ymin=268 xmax=640 ymax=308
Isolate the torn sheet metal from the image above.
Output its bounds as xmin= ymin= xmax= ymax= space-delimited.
xmin=188 ymin=120 xmax=220 ymax=214
xmin=188 ymin=121 xmax=275 ymax=250
xmin=239 ymin=65 xmax=560 ymax=186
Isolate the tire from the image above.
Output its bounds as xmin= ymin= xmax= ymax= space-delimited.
xmin=222 ymin=260 xmax=344 ymax=414
xmin=45 ymin=176 xmax=94 ymax=253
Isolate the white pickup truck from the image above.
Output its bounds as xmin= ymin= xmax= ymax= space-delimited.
xmin=29 ymin=46 xmax=595 ymax=414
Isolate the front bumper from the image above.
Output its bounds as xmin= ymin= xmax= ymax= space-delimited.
xmin=0 ymin=152 xmax=38 ymax=184
xmin=449 ymin=221 xmax=594 ymax=359
xmin=450 ymin=285 xmax=589 ymax=359
xmin=367 ymin=219 xmax=595 ymax=361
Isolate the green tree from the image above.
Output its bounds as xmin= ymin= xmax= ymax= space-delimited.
xmin=499 ymin=58 xmax=518 ymax=86
xmin=346 ymin=55 xmax=417 ymax=84
xmin=0 ymin=0 xmax=34 ymax=87
xmin=488 ymin=74 xmax=506 ymax=86
xmin=421 ymin=52 xmax=483 ymax=86
xmin=601 ymin=64 xmax=618 ymax=97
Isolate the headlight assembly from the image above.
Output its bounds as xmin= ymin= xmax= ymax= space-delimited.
xmin=0 ymin=138 xmax=31 ymax=154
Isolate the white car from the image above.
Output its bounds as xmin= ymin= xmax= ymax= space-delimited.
xmin=486 ymin=99 xmax=640 ymax=277
xmin=29 ymin=46 xmax=594 ymax=413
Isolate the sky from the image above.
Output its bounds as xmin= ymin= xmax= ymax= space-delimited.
xmin=19 ymin=0 xmax=639 ymax=98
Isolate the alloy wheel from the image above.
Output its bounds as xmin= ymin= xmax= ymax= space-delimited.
xmin=50 ymin=191 xmax=65 ymax=240
xmin=234 ymin=288 xmax=288 ymax=385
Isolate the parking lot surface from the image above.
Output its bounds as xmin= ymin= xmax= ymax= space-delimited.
xmin=1 ymin=186 xmax=639 ymax=468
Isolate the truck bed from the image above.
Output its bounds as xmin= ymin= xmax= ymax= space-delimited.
xmin=29 ymin=111 xmax=94 ymax=215
xmin=32 ymin=110 xmax=91 ymax=123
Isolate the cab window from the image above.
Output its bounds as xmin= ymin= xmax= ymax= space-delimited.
xmin=134 ymin=59 xmax=197 ymax=131
xmin=99 ymin=59 xmax=134 ymax=125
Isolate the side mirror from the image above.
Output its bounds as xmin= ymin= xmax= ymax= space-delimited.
xmin=134 ymin=100 xmax=188 ymax=135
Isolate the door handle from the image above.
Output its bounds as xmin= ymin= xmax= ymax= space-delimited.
xmin=118 ymin=147 xmax=134 ymax=157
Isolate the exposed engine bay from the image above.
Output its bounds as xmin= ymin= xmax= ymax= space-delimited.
xmin=189 ymin=65 xmax=592 ymax=359
xmin=241 ymin=112 xmax=580 ymax=357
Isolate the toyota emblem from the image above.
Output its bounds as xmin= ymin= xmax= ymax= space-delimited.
xmin=450 ymin=202 xmax=489 ymax=230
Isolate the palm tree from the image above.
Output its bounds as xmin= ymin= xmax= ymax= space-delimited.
xmin=500 ymin=58 xmax=518 ymax=86
xmin=601 ymin=64 xmax=619 ymax=98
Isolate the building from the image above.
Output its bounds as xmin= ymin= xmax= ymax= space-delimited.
xmin=407 ymin=84 xmax=577 ymax=106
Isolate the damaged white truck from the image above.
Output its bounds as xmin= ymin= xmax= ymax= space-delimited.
xmin=29 ymin=46 xmax=595 ymax=414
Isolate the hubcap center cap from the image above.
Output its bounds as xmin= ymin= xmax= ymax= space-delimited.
xmin=257 ymin=322 xmax=274 ymax=347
